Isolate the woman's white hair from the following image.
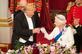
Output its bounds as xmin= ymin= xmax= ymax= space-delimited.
xmin=55 ymin=14 xmax=66 ymax=24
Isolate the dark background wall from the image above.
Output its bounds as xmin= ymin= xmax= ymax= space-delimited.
xmin=49 ymin=0 xmax=75 ymax=11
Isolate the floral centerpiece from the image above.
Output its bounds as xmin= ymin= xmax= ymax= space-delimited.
xmin=6 ymin=43 xmax=76 ymax=54
xmin=36 ymin=43 xmax=50 ymax=54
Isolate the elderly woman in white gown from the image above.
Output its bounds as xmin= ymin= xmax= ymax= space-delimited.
xmin=41 ymin=14 xmax=74 ymax=49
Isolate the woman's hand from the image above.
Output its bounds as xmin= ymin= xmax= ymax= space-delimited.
xmin=40 ymin=27 xmax=47 ymax=34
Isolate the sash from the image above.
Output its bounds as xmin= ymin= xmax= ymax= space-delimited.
xmin=54 ymin=29 xmax=64 ymax=42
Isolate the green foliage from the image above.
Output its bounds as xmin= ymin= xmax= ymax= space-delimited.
xmin=14 ymin=40 xmax=23 ymax=50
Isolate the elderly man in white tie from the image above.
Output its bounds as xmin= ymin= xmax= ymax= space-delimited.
xmin=12 ymin=3 xmax=41 ymax=50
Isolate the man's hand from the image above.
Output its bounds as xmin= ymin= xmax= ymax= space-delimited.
xmin=33 ymin=28 xmax=40 ymax=33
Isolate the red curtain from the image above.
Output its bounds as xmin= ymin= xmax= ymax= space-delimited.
xmin=27 ymin=0 xmax=34 ymax=3
xmin=49 ymin=0 xmax=75 ymax=11
xmin=40 ymin=0 xmax=53 ymax=31
xmin=9 ymin=0 xmax=15 ymax=13
xmin=36 ymin=0 xmax=54 ymax=44
xmin=9 ymin=0 xmax=76 ymax=13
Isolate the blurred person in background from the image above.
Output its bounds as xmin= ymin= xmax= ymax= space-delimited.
xmin=67 ymin=0 xmax=82 ymax=26
xmin=67 ymin=0 xmax=82 ymax=53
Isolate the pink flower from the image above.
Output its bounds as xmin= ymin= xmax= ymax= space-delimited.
xmin=50 ymin=45 xmax=55 ymax=54
xmin=24 ymin=46 xmax=33 ymax=54
xmin=50 ymin=46 xmax=55 ymax=52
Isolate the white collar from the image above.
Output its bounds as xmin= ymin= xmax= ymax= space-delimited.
xmin=24 ymin=13 xmax=34 ymax=29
